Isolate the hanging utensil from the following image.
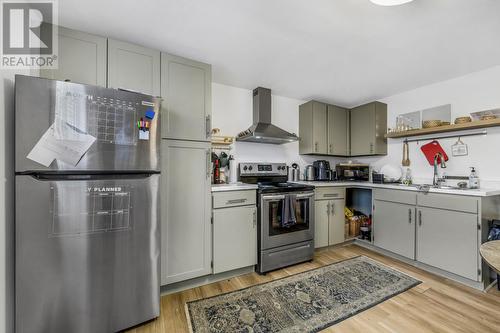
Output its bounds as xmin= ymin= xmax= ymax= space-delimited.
xmin=402 ymin=139 xmax=411 ymax=166
xmin=451 ymin=137 xmax=468 ymax=156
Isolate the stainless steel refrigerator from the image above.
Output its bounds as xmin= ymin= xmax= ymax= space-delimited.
xmin=14 ymin=75 xmax=161 ymax=333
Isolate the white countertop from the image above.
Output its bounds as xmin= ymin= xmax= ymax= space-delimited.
xmin=294 ymin=181 xmax=500 ymax=197
xmin=211 ymin=183 xmax=259 ymax=192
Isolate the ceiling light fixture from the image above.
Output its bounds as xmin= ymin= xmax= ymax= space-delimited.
xmin=370 ymin=0 xmax=414 ymax=6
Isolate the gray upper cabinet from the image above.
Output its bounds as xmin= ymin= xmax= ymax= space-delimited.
xmin=299 ymin=101 xmax=327 ymax=154
xmin=107 ymin=39 xmax=161 ymax=96
xmin=327 ymin=104 xmax=349 ymax=156
xmin=299 ymin=100 xmax=384 ymax=157
xmin=40 ymin=26 xmax=107 ymax=86
xmin=350 ymin=102 xmax=387 ymax=156
xmin=161 ymin=53 xmax=212 ymax=141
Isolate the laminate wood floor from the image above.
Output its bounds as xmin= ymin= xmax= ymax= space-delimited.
xmin=127 ymin=244 xmax=500 ymax=332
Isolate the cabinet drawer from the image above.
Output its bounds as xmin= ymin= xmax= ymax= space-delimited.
xmin=315 ymin=187 xmax=345 ymax=200
xmin=373 ymin=189 xmax=417 ymax=205
xmin=417 ymin=193 xmax=478 ymax=214
xmin=213 ymin=190 xmax=256 ymax=209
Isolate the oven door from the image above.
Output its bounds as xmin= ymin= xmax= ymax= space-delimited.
xmin=260 ymin=191 xmax=314 ymax=250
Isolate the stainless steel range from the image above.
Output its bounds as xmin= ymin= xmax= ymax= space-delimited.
xmin=239 ymin=162 xmax=315 ymax=274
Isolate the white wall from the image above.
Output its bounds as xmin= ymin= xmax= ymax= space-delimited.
xmin=365 ymin=65 xmax=500 ymax=186
xmin=211 ymin=83 xmax=340 ymax=175
xmin=213 ymin=65 xmax=500 ymax=187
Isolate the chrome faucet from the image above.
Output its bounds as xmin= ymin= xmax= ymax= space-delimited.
xmin=433 ymin=152 xmax=446 ymax=186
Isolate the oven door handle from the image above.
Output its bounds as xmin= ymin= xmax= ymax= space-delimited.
xmin=261 ymin=194 xmax=286 ymax=201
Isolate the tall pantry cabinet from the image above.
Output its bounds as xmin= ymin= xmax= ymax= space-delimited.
xmin=160 ymin=54 xmax=212 ymax=285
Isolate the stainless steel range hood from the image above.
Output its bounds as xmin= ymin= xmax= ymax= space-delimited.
xmin=236 ymin=87 xmax=299 ymax=144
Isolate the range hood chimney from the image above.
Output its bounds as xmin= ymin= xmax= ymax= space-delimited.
xmin=236 ymin=87 xmax=299 ymax=144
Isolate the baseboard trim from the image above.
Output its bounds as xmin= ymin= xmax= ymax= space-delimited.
xmin=161 ymin=266 xmax=255 ymax=295
xmin=353 ymin=240 xmax=485 ymax=291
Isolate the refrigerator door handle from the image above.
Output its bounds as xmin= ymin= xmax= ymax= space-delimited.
xmin=28 ymin=172 xmax=157 ymax=181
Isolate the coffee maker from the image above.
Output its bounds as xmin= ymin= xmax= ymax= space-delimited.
xmin=313 ymin=160 xmax=331 ymax=181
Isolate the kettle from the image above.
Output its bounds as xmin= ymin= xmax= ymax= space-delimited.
xmin=305 ymin=165 xmax=315 ymax=181
xmin=288 ymin=163 xmax=301 ymax=181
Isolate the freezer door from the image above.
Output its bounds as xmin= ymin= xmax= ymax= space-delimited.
xmin=15 ymin=174 xmax=160 ymax=333
xmin=15 ymin=75 xmax=161 ymax=173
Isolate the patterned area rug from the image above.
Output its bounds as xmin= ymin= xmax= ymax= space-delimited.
xmin=186 ymin=256 xmax=421 ymax=333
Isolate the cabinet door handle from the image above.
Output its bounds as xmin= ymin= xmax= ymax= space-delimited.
xmin=205 ymin=115 xmax=211 ymax=139
xmin=253 ymin=210 xmax=257 ymax=227
xmin=314 ymin=142 xmax=318 ymax=152
xmin=327 ymin=202 xmax=330 ymax=215
xmin=370 ymin=142 xmax=374 ymax=154
xmin=323 ymin=193 xmax=339 ymax=198
xmin=408 ymin=208 xmax=412 ymax=224
xmin=329 ymin=144 xmax=333 ymax=154
xmin=330 ymin=201 xmax=334 ymax=215
xmin=418 ymin=210 xmax=422 ymax=226
xmin=206 ymin=149 xmax=211 ymax=179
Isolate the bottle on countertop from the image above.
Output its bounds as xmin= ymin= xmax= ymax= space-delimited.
xmin=401 ymin=167 xmax=413 ymax=186
xmin=228 ymin=156 xmax=237 ymax=184
xmin=468 ymin=167 xmax=479 ymax=189
xmin=213 ymin=159 xmax=220 ymax=184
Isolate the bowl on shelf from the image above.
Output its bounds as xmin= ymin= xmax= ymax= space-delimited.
xmin=480 ymin=115 xmax=497 ymax=121
xmin=422 ymin=120 xmax=442 ymax=128
xmin=454 ymin=116 xmax=472 ymax=124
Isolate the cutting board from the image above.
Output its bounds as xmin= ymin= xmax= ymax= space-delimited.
xmin=421 ymin=140 xmax=449 ymax=165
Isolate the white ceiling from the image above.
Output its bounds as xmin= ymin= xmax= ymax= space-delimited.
xmin=59 ymin=0 xmax=500 ymax=108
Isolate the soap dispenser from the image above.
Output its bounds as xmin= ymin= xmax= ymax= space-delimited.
xmin=469 ymin=167 xmax=480 ymax=189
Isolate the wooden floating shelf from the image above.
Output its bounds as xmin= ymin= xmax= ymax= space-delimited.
xmin=211 ymin=135 xmax=234 ymax=145
xmin=385 ymin=118 xmax=500 ymax=138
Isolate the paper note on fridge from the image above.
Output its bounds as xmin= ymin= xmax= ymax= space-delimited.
xmin=27 ymin=122 xmax=96 ymax=167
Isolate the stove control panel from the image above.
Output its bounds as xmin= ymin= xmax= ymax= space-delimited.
xmin=239 ymin=162 xmax=288 ymax=176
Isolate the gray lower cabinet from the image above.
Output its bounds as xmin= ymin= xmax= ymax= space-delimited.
xmin=161 ymin=140 xmax=211 ymax=285
xmin=213 ymin=203 xmax=257 ymax=274
xmin=416 ymin=207 xmax=479 ymax=281
xmin=328 ymin=199 xmax=345 ymax=245
xmin=161 ymin=53 xmax=211 ymax=141
xmin=373 ymin=200 xmax=415 ymax=259
xmin=350 ymin=102 xmax=387 ymax=156
xmin=327 ymin=104 xmax=349 ymax=156
xmin=314 ymin=200 xmax=329 ymax=248
xmin=107 ymin=39 xmax=161 ymax=96
xmin=40 ymin=26 xmax=107 ymax=86
xmin=299 ymin=101 xmax=327 ymax=155
xmin=372 ymin=189 xmax=481 ymax=282
xmin=314 ymin=188 xmax=345 ymax=248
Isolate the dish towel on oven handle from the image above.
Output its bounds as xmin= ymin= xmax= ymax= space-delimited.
xmin=281 ymin=194 xmax=297 ymax=228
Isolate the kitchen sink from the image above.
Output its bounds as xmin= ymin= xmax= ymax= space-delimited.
xmin=397 ymin=183 xmax=470 ymax=191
